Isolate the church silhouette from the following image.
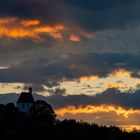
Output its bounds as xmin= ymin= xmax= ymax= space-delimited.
xmin=17 ymin=87 xmax=34 ymax=113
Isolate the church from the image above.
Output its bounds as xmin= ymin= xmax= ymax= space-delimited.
xmin=17 ymin=87 xmax=34 ymax=113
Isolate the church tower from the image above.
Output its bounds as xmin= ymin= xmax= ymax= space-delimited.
xmin=29 ymin=86 xmax=32 ymax=94
xmin=17 ymin=87 xmax=34 ymax=113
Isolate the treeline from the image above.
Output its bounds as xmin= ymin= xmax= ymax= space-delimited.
xmin=0 ymin=101 xmax=140 ymax=140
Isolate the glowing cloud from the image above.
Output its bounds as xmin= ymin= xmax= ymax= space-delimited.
xmin=69 ymin=34 xmax=80 ymax=42
xmin=107 ymin=83 xmax=126 ymax=89
xmin=121 ymin=125 xmax=140 ymax=132
xmin=112 ymin=69 xmax=132 ymax=77
xmin=20 ymin=19 xmax=40 ymax=27
xmin=0 ymin=17 xmax=66 ymax=41
xmin=0 ymin=17 xmax=17 ymax=25
xmin=34 ymin=25 xmax=65 ymax=39
xmin=0 ymin=83 xmax=24 ymax=94
xmin=79 ymin=75 xmax=99 ymax=83
xmin=0 ymin=17 xmax=94 ymax=43
xmin=55 ymin=105 xmax=140 ymax=119
xmin=0 ymin=26 xmax=37 ymax=39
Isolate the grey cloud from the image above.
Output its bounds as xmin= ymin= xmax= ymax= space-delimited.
xmin=45 ymin=88 xmax=140 ymax=110
xmin=0 ymin=53 xmax=140 ymax=84
xmin=21 ymin=88 xmax=140 ymax=111
xmin=0 ymin=0 xmax=140 ymax=31
xmin=1 ymin=88 xmax=140 ymax=110
xmin=23 ymin=84 xmax=45 ymax=92
xmin=60 ymin=0 xmax=140 ymax=31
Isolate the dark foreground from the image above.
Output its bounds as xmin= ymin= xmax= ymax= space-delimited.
xmin=0 ymin=101 xmax=140 ymax=140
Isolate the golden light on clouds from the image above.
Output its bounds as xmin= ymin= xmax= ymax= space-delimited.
xmin=79 ymin=75 xmax=99 ymax=83
xmin=34 ymin=25 xmax=65 ymax=39
xmin=121 ymin=125 xmax=140 ymax=132
xmin=0 ymin=17 xmax=96 ymax=43
xmin=107 ymin=83 xmax=126 ymax=89
xmin=0 ymin=17 xmax=17 ymax=25
xmin=0 ymin=26 xmax=37 ymax=39
xmin=58 ymin=68 xmax=140 ymax=96
xmin=69 ymin=34 xmax=80 ymax=42
xmin=112 ymin=69 xmax=132 ymax=77
xmin=55 ymin=105 xmax=140 ymax=119
xmin=20 ymin=19 xmax=40 ymax=27
xmin=0 ymin=83 xmax=24 ymax=94
xmin=0 ymin=17 xmax=66 ymax=41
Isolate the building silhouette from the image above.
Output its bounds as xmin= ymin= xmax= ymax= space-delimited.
xmin=17 ymin=87 xmax=34 ymax=113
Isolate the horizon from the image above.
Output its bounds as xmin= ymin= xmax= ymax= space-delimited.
xmin=1 ymin=87 xmax=140 ymax=132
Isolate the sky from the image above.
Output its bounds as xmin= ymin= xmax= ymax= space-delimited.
xmin=1 ymin=0 xmax=140 ymax=131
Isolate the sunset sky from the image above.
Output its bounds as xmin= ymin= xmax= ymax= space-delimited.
xmin=1 ymin=0 xmax=140 ymax=131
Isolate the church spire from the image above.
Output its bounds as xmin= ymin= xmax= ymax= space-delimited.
xmin=29 ymin=86 xmax=32 ymax=94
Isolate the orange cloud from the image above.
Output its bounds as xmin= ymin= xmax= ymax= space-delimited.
xmin=0 ymin=17 xmax=66 ymax=41
xmin=20 ymin=19 xmax=40 ymax=27
xmin=79 ymin=75 xmax=99 ymax=82
xmin=107 ymin=83 xmax=126 ymax=89
xmin=0 ymin=26 xmax=37 ymax=39
xmin=0 ymin=17 xmax=17 ymax=25
xmin=69 ymin=34 xmax=80 ymax=42
xmin=55 ymin=105 xmax=140 ymax=119
xmin=121 ymin=125 xmax=140 ymax=132
xmin=0 ymin=17 xmax=95 ymax=43
xmin=34 ymin=25 xmax=65 ymax=39
xmin=0 ymin=17 xmax=97 ymax=43
xmin=112 ymin=69 xmax=132 ymax=77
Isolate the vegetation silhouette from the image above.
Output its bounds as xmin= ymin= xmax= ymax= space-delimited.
xmin=0 ymin=100 xmax=140 ymax=139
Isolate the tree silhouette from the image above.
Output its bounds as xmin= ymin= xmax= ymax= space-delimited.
xmin=30 ymin=100 xmax=56 ymax=124
xmin=0 ymin=101 xmax=139 ymax=139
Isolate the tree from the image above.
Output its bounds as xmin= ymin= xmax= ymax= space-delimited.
xmin=30 ymin=100 xmax=56 ymax=124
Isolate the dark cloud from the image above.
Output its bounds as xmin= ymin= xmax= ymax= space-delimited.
xmin=62 ymin=0 xmax=140 ymax=31
xmin=0 ymin=0 xmax=31 ymax=17
xmin=0 ymin=53 xmax=140 ymax=84
xmin=45 ymin=88 xmax=140 ymax=110
xmin=1 ymin=88 xmax=140 ymax=110
xmin=48 ymin=88 xmax=66 ymax=96
xmin=65 ymin=0 xmax=136 ymax=9
xmin=0 ymin=0 xmax=140 ymax=31
xmin=0 ymin=0 xmax=57 ymax=20
xmin=23 ymin=83 xmax=44 ymax=92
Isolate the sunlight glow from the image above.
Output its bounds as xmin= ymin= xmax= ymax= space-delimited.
xmin=69 ymin=34 xmax=80 ymax=42
xmin=58 ymin=69 xmax=140 ymax=95
xmin=20 ymin=19 xmax=40 ymax=27
xmin=79 ymin=75 xmax=99 ymax=83
xmin=107 ymin=83 xmax=126 ymax=89
xmin=55 ymin=105 xmax=140 ymax=119
xmin=112 ymin=69 xmax=132 ymax=77
xmin=0 ymin=17 xmax=66 ymax=41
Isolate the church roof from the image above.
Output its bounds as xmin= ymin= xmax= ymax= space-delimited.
xmin=17 ymin=92 xmax=34 ymax=103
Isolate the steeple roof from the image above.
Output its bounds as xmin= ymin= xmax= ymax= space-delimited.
xmin=17 ymin=88 xmax=34 ymax=103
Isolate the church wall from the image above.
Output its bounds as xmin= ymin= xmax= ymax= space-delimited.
xmin=17 ymin=103 xmax=33 ymax=113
